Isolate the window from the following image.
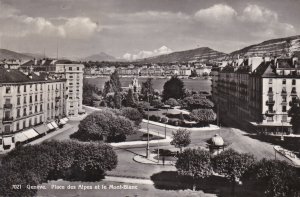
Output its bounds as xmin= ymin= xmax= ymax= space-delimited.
xmin=16 ymin=122 xmax=19 ymax=131
xmin=69 ymin=67 xmax=72 ymax=71
xmin=35 ymin=95 xmax=38 ymax=102
xmin=282 ymin=106 xmax=287 ymax=112
xmin=35 ymin=105 xmax=38 ymax=113
xmin=24 ymin=96 xmax=27 ymax=104
xmin=4 ymin=125 xmax=10 ymax=133
xmin=23 ymin=108 xmax=26 ymax=116
xmin=29 ymin=96 xmax=32 ymax=103
xmin=268 ymin=87 xmax=272 ymax=92
xmin=40 ymin=115 xmax=43 ymax=123
xmin=77 ymin=67 xmax=79 ymax=71
xmin=5 ymin=98 xmax=10 ymax=104
xmin=24 ymin=85 xmax=27 ymax=92
xmin=17 ymin=109 xmax=20 ymax=118
xmin=35 ymin=84 xmax=38 ymax=91
xmin=282 ymin=79 xmax=286 ymax=84
xmin=282 ymin=87 xmax=286 ymax=93
xmin=292 ymin=79 xmax=296 ymax=85
xmin=6 ymin=87 xmax=11 ymax=94
xmin=40 ymin=94 xmax=43 ymax=101
xmin=29 ymin=106 xmax=32 ymax=114
xmin=40 ymin=104 xmax=43 ymax=111
xmin=23 ymin=120 xmax=26 ymax=129
xmin=17 ymin=86 xmax=20 ymax=93
xmin=17 ymin=97 xmax=20 ymax=105
xmin=40 ymin=84 xmax=42 ymax=90
xmin=282 ymin=96 xmax=287 ymax=102
xmin=29 ymin=119 xmax=32 ymax=127
xmin=282 ymin=115 xmax=287 ymax=122
xmin=292 ymin=87 xmax=296 ymax=93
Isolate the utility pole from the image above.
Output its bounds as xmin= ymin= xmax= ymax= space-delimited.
xmin=146 ymin=91 xmax=150 ymax=158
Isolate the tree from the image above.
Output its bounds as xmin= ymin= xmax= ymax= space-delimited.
xmin=182 ymin=97 xmax=214 ymax=110
xmin=190 ymin=69 xmax=198 ymax=77
xmin=82 ymin=79 xmax=101 ymax=106
xmin=170 ymin=129 xmax=191 ymax=153
xmin=165 ymin=98 xmax=179 ymax=107
xmin=151 ymin=99 xmax=164 ymax=108
xmin=162 ymin=76 xmax=185 ymax=101
xmin=190 ymin=109 xmax=216 ymax=124
xmin=124 ymin=89 xmax=137 ymax=108
xmin=212 ymin=149 xmax=255 ymax=196
xmin=113 ymin=91 xmax=122 ymax=109
xmin=288 ymin=98 xmax=300 ymax=134
xmin=109 ymin=70 xmax=122 ymax=92
xmin=141 ymin=78 xmax=154 ymax=101
xmin=73 ymin=110 xmax=136 ymax=142
xmin=176 ymin=148 xmax=212 ymax=190
xmin=246 ymin=159 xmax=299 ymax=197
xmin=121 ymin=107 xmax=143 ymax=126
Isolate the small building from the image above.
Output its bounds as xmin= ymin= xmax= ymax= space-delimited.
xmin=207 ymin=134 xmax=227 ymax=155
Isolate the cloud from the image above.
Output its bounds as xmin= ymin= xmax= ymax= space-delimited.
xmin=123 ymin=46 xmax=172 ymax=61
xmin=194 ymin=4 xmax=237 ymax=23
xmin=0 ymin=1 xmax=101 ymax=39
xmin=109 ymin=11 xmax=190 ymax=23
xmin=239 ymin=4 xmax=295 ymax=38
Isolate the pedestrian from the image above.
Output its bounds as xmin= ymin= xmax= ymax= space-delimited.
xmin=162 ymin=156 xmax=165 ymax=166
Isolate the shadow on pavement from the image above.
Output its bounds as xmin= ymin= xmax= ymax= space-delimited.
xmin=150 ymin=171 xmax=263 ymax=197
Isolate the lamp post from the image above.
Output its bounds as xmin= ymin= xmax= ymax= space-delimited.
xmin=164 ymin=108 xmax=168 ymax=139
xmin=146 ymin=92 xmax=150 ymax=158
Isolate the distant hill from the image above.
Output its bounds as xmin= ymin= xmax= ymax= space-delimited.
xmin=82 ymin=52 xmax=117 ymax=62
xmin=22 ymin=52 xmax=47 ymax=59
xmin=138 ymin=47 xmax=227 ymax=63
xmin=0 ymin=49 xmax=33 ymax=60
xmin=228 ymin=35 xmax=300 ymax=58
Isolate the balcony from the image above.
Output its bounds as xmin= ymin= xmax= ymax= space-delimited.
xmin=265 ymin=110 xmax=276 ymax=116
xmin=281 ymin=91 xmax=287 ymax=96
xmin=266 ymin=100 xmax=275 ymax=105
xmin=267 ymin=91 xmax=274 ymax=96
xmin=291 ymin=91 xmax=297 ymax=96
xmin=3 ymin=117 xmax=13 ymax=123
xmin=3 ymin=103 xmax=12 ymax=109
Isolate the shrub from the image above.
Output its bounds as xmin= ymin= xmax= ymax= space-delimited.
xmin=165 ymin=98 xmax=179 ymax=107
xmin=121 ymin=107 xmax=143 ymax=126
xmin=190 ymin=109 xmax=216 ymax=123
xmin=72 ymin=110 xmax=136 ymax=142
xmin=149 ymin=115 xmax=161 ymax=122
xmin=182 ymin=97 xmax=214 ymax=110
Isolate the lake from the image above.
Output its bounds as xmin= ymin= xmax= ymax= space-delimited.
xmin=85 ymin=77 xmax=211 ymax=93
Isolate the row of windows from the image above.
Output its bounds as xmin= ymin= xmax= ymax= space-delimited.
xmin=268 ymin=87 xmax=297 ymax=93
xmin=269 ymin=78 xmax=297 ymax=85
xmin=5 ymin=83 xmax=65 ymax=94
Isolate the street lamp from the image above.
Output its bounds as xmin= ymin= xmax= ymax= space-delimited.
xmin=146 ymin=91 xmax=150 ymax=158
xmin=164 ymin=107 xmax=168 ymax=139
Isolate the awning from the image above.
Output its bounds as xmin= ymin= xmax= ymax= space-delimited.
xmin=51 ymin=121 xmax=59 ymax=128
xmin=63 ymin=117 xmax=69 ymax=122
xmin=34 ymin=124 xmax=49 ymax=135
xmin=15 ymin=132 xmax=28 ymax=142
xmin=22 ymin=129 xmax=39 ymax=139
xmin=47 ymin=123 xmax=55 ymax=130
xmin=3 ymin=137 xmax=12 ymax=145
xmin=59 ymin=119 xmax=66 ymax=125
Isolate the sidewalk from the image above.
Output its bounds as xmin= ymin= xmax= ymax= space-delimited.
xmin=143 ymin=119 xmax=220 ymax=131
xmin=28 ymin=124 xmax=74 ymax=145
xmin=133 ymin=153 xmax=176 ymax=166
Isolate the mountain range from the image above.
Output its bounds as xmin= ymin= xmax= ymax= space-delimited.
xmin=81 ymin=52 xmax=118 ymax=62
xmin=1 ymin=35 xmax=300 ymax=63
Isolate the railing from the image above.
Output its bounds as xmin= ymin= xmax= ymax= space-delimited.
xmin=267 ymin=91 xmax=274 ymax=96
xmin=290 ymin=91 xmax=297 ymax=96
xmin=266 ymin=100 xmax=275 ymax=105
xmin=3 ymin=117 xmax=13 ymax=123
xmin=3 ymin=103 xmax=13 ymax=109
xmin=265 ymin=110 xmax=276 ymax=116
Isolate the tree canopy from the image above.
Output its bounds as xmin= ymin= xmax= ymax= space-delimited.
xmin=170 ymin=129 xmax=191 ymax=153
xmin=288 ymin=98 xmax=300 ymax=134
xmin=190 ymin=109 xmax=216 ymax=123
xmin=162 ymin=76 xmax=185 ymax=101
xmin=141 ymin=78 xmax=154 ymax=101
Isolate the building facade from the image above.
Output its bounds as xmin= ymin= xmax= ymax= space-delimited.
xmin=53 ymin=61 xmax=84 ymax=116
xmin=0 ymin=68 xmax=66 ymax=151
xmin=212 ymin=56 xmax=300 ymax=134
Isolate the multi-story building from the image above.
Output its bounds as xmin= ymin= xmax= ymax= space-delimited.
xmin=212 ymin=55 xmax=300 ymax=134
xmin=0 ymin=68 xmax=66 ymax=151
xmin=53 ymin=60 xmax=84 ymax=116
xmin=20 ymin=59 xmax=85 ymax=116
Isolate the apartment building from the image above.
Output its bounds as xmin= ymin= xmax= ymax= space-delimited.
xmin=0 ymin=68 xmax=66 ymax=151
xmin=53 ymin=61 xmax=84 ymax=116
xmin=212 ymin=56 xmax=300 ymax=134
xmin=20 ymin=59 xmax=85 ymax=116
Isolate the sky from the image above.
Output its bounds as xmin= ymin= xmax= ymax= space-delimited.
xmin=0 ymin=0 xmax=299 ymax=60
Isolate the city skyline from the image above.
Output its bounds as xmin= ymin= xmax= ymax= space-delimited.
xmin=0 ymin=0 xmax=299 ymax=59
